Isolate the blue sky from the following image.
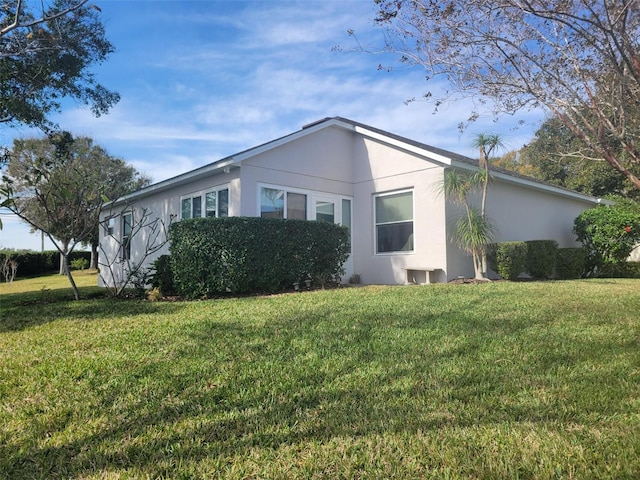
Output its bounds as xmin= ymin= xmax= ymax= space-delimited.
xmin=0 ymin=0 xmax=545 ymax=250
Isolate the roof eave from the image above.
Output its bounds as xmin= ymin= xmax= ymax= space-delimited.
xmin=450 ymin=159 xmax=602 ymax=204
xmin=106 ymin=158 xmax=237 ymax=207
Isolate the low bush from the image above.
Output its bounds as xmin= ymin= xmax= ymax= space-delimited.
xmin=0 ymin=251 xmax=57 ymax=277
xmin=573 ymin=198 xmax=640 ymax=276
xmin=70 ymin=258 xmax=89 ymax=270
xmin=492 ymin=242 xmax=528 ymax=280
xmin=597 ymin=261 xmax=640 ymax=279
xmin=525 ymin=240 xmax=558 ymax=279
xmin=149 ymin=255 xmax=175 ymax=296
xmin=555 ymin=247 xmax=586 ymax=279
xmin=169 ymin=217 xmax=350 ymax=299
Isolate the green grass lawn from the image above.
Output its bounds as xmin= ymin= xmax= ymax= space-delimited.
xmin=1 ymin=274 xmax=639 ymax=479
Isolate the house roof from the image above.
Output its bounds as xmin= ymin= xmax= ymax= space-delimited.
xmin=111 ymin=116 xmax=601 ymax=206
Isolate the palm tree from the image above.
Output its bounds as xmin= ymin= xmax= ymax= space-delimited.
xmin=472 ymin=133 xmax=504 ymax=219
xmin=472 ymin=133 xmax=505 ymax=276
xmin=441 ymin=169 xmax=494 ymax=279
xmin=441 ymin=133 xmax=504 ymax=279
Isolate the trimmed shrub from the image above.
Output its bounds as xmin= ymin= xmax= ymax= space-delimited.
xmin=597 ymin=261 xmax=640 ymax=279
xmin=0 ymin=251 xmax=56 ymax=277
xmin=168 ymin=217 xmax=350 ymax=299
xmin=525 ymin=240 xmax=558 ymax=279
xmin=150 ymin=255 xmax=175 ymax=296
xmin=494 ymin=241 xmax=528 ymax=280
xmin=555 ymin=247 xmax=586 ymax=279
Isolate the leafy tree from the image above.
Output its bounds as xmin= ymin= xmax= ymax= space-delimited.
xmin=518 ymin=117 xmax=640 ymax=200
xmin=0 ymin=0 xmax=119 ymax=130
xmin=81 ymin=155 xmax=150 ymax=269
xmin=2 ymin=133 xmax=147 ymax=299
xmin=573 ymin=198 xmax=640 ymax=276
xmin=373 ymin=0 xmax=640 ymax=192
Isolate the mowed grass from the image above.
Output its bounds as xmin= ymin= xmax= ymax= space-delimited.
xmin=1 ymin=274 xmax=639 ymax=479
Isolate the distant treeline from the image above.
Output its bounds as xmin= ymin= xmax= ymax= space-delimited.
xmin=0 ymin=251 xmax=92 ymax=278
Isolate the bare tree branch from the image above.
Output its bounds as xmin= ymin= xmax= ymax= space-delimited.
xmin=1 ymin=0 xmax=88 ymax=37
xmin=371 ymin=0 xmax=640 ymax=190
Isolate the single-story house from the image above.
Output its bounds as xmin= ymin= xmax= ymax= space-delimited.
xmin=98 ymin=116 xmax=600 ymax=287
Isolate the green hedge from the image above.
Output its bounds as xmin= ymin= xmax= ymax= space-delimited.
xmin=168 ymin=217 xmax=350 ymax=299
xmin=0 ymin=250 xmax=91 ymax=278
xmin=525 ymin=240 xmax=558 ymax=279
xmin=596 ymin=261 xmax=640 ymax=278
xmin=555 ymin=248 xmax=586 ymax=279
xmin=494 ymin=242 xmax=528 ymax=280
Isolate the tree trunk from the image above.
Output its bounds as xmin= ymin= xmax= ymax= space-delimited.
xmin=62 ymin=253 xmax=80 ymax=300
xmin=90 ymin=241 xmax=98 ymax=270
xmin=473 ymin=251 xmax=484 ymax=280
xmin=59 ymin=240 xmax=69 ymax=275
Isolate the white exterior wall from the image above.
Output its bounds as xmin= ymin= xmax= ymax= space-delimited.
xmin=238 ymin=126 xmax=356 ymax=215
xmin=98 ymin=170 xmax=239 ymax=288
xmin=441 ymin=171 xmax=597 ymax=281
xmin=487 ymin=178 xmax=596 ymax=246
xmin=350 ymin=136 xmax=448 ymax=285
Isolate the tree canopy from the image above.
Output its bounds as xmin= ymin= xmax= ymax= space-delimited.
xmin=518 ymin=116 xmax=640 ymax=200
xmin=373 ymin=0 xmax=640 ymax=191
xmin=0 ymin=0 xmax=119 ymax=130
xmin=3 ymin=132 xmax=148 ymax=298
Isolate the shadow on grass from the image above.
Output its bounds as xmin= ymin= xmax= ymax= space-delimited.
xmin=2 ymin=287 xmax=639 ymax=477
xmin=0 ymin=289 xmax=186 ymax=333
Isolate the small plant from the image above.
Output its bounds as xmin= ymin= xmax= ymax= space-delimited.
xmin=129 ymin=267 xmax=151 ymax=298
xmin=150 ymin=255 xmax=175 ymax=296
xmin=349 ymin=273 xmax=361 ymax=284
xmin=146 ymin=287 xmax=162 ymax=302
xmin=70 ymin=258 xmax=89 ymax=271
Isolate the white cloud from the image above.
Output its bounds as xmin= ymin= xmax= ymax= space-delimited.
xmin=0 ymin=1 xmax=547 ymax=251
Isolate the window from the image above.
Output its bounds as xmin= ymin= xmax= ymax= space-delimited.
xmin=342 ymin=199 xmax=352 ymax=253
xmin=122 ymin=212 xmax=132 ymax=260
xmin=316 ymin=200 xmax=335 ymax=223
xmin=104 ymin=217 xmax=115 ymax=236
xmin=287 ymin=192 xmax=306 ymax=220
xmin=341 ymin=199 xmax=351 ymax=231
xmin=260 ymin=187 xmax=307 ymax=219
xmin=205 ymin=188 xmax=229 ymax=218
xmin=375 ymin=190 xmax=413 ymax=253
xmin=181 ymin=186 xmax=229 ymax=219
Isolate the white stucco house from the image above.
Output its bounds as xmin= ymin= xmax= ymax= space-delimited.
xmin=98 ymin=116 xmax=601 ymax=287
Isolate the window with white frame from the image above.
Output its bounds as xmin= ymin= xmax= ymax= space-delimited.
xmin=204 ymin=188 xmax=229 ymax=218
xmin=260 ymin=187 xmax=307 ymax=219
xmin=342 ymin=198 xmax=352 ymax=253
xmin=259 ymin=184 xmax=352 ymax=251
xmin=181 ymin=186 xmax=229 ymax=219
xmin=375 ymin=190 xmax=414 ymax=254
xmin=122 ymin=212 xmax=132 ymax=260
